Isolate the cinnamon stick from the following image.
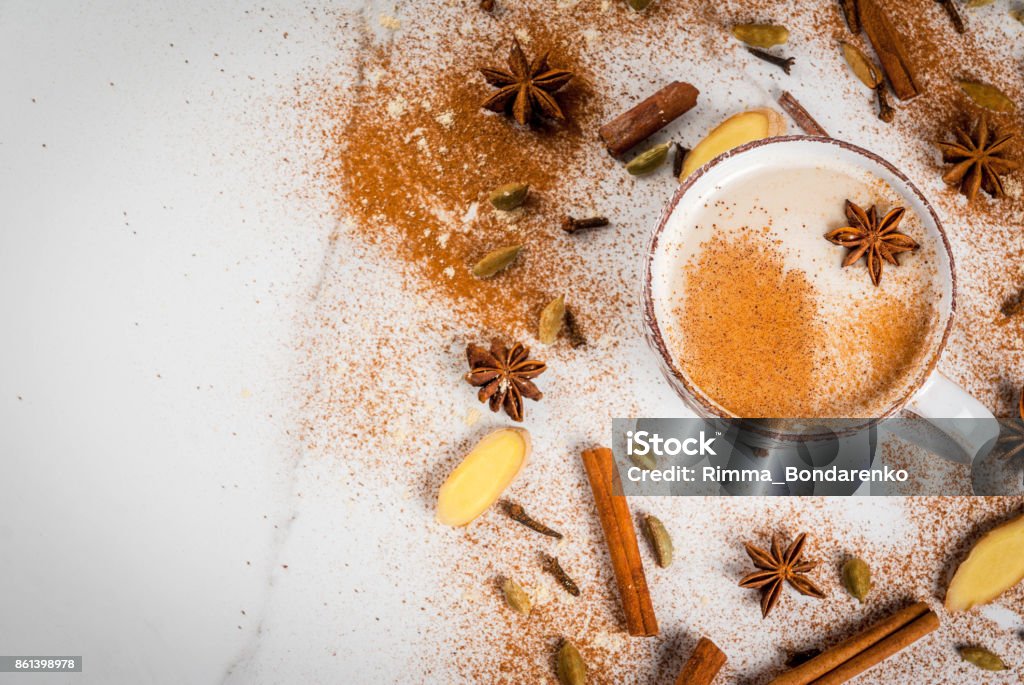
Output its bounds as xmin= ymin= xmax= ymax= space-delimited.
xmin=813 ymin=611 xmax=939 ymax=684
xmin=858 ymin=0 xmax=920 ymax=100
xmin=598 ymin=82 xmax=699 ymax=157
xmin=778 ymin=92 xmax=829 ymax=137
xmin=581 ymin=446 xmax=658 ymax=636
xmin=675 ymin=637 xmax=727 ymax=685
xmin=838 ymin=0 xmax=861 ymax=33
xmin=768 ymin=602 xmax=935 ymax=685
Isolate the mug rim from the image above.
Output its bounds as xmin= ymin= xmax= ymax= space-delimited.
xmin=642 ymin=135 xmax=958 ymax=439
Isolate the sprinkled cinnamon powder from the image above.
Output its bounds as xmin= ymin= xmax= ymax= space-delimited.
xmin=317 ymin=32 xmax=604 ymax=338
xmin=300 ymin=3 xmax=743 ymax=341
xmin=285 ymin=1 xmax=1024 ymax=682
xmin=841 ymin=295 xmax=938 ymax=409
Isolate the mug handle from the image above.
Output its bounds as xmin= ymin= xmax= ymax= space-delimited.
xmin=903 ymin=371 xmax=1000 ymax=465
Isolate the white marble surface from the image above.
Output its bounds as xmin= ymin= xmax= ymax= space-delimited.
xmin=1 ymin=1 xmax=336 ymax=682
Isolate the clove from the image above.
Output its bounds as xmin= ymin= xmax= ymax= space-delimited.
xmin=876 ymin=85 xmax=895 ymax=123
xmin=501 ymin=500 xmax=563 ymax=539
xmin=543 ymin=554 xmax=581 ymax=596
xmin=563 ymin=307 xmax=588 ymax=348
xmin=746 ymin=47 xmax=795 ymax=75
xmin=561 ymin=215 xmax=609 ymax=234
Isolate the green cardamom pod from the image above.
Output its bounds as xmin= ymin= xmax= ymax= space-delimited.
xmin=501 ymin=578 xmax=532 ymax=616
xmin=538 ymin=295 xmax=566 ymax=344
xmin=489 ymin=182 xmax=530 ymax=211
xmin=626 ymin=143 xmax=670 ymax=176
xmin=959 ymin=646 xmax=1008 ymax=671
xmin=841 ymin=557 xmax=872 ymax=603
xmin=472 ymin=245 xmax=522 ymax=278
xmin=556 ymin=641 xmax=586 ymax=685
xmin=642 ymin=514 xmax=674 ymax=568
xmin=840 ymin=42 xmax=882 ymax=90
xmin=731 ymin=24 xmax=790 ymax=49
xmin=959 ymin=80 xmax=1016 ymax=113
xmin=626 ymin=0 xmax=654 ymax=10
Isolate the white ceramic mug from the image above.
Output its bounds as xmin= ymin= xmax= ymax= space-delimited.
xmin=643 ymin=136 xmax=1000 ymax=465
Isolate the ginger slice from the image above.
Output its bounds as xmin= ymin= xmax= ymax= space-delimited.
xmin=436 ymin=428 xmax=531 ymax=527
xmin=680 ymin=108 xmax=786 ymax=180
xmin=945 ymin=512 xmax=1024 ymax=612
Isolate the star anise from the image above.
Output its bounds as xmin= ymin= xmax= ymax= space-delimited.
xmin=739 ymin=533 xmax=825 ymax=618
xmin=996 ymin=384 xmax=1024 ymax=461
xmin=464 ymin=339 xmax=546 ymax=422
xmin=936 ymin=114 xmax=1019 ymax=203
xmin=824 ymin=200 xmax=919 ymax=287
xmin=480 ymin=39 xmax=574 ymax=126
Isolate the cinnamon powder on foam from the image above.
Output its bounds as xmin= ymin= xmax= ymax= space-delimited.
xmin=673 ymin=231 xmax=937 ymax=418
xmin=674 ymin=232 xmax=821 ymax=418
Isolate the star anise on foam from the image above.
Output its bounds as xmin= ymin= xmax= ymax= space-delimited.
xmin=936 ymin=114 xmax=1019 ymax=203
xmin=739 ymin=533 xmax=826 ymax=619
xmin=824 ymin=200 xmax=919 ymax=287
xmin=465 ymin=340 xmax=546 ymax=422
xmin=996 ymin=384 xmax=1024 ymax=461
xmin=479 ymin=39 xmax=574 ymax=126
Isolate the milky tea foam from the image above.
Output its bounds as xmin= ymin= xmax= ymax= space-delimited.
xmin=650 ymin=158 xmax=948 ymax=419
